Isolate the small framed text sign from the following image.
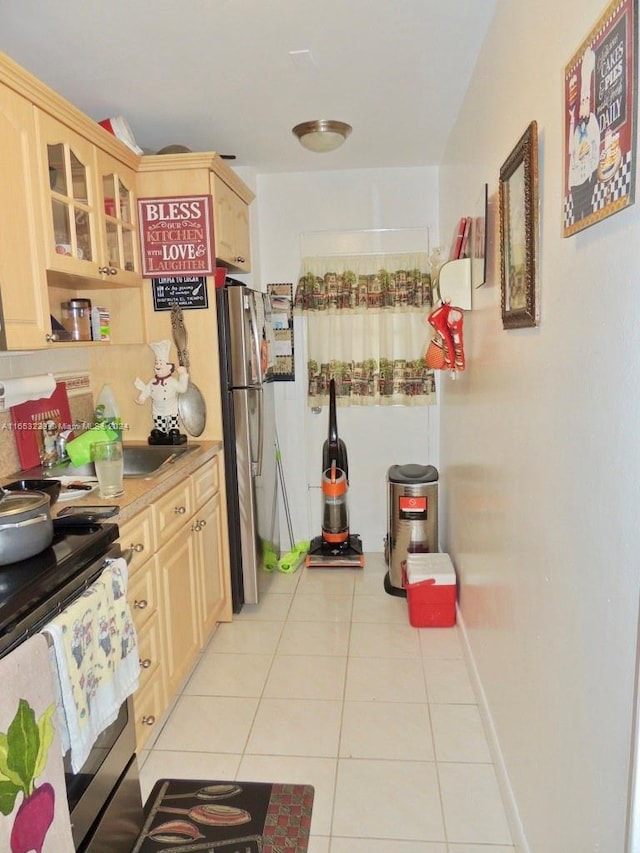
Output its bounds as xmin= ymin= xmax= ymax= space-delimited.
xmin=151 ymin=276 xmax=209 ymax=311
xmin=138 ymin=195 xmax=215 ymax=276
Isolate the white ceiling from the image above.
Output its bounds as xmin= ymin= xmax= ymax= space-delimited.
xmin=0 ymin=0 xmax=496 ymax=174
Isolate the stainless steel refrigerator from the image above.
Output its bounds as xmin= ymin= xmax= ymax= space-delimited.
xmin=216 ymin=278 xmax=279 ymax=611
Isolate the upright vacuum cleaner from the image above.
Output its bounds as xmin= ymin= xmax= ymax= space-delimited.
xmin=306 ymin=379 xmax=364 ymax=568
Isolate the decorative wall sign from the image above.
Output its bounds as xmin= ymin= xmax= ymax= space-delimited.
xmin=151 ymin=276 xmax=209 ymax=311
xmin=138 ymin=195 xmax=215 ymax=276
xmin=563 ymin=0 xmax=637 ymax=236
xmin=267 ymin=283 xmax=295 ymax=381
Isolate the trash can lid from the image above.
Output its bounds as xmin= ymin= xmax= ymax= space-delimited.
xmin=387 ymin=464 xmax=438 ymax=484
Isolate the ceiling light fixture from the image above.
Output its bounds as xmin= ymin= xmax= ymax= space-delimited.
xmin=292 ymin=120 xmax=352 ymax=153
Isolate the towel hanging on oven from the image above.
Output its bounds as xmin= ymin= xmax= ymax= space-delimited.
xmin=43 ymin=557 xmax=140 ymax=773
xmin=0 ymin=634 xmax=75 ymax=852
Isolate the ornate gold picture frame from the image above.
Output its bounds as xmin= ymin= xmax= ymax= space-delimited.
xmin=499 ymin=121 xmax=539 ymax=329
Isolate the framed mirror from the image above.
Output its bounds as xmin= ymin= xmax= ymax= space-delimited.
xmin=499 ymin=121 xmax=539 ymax=329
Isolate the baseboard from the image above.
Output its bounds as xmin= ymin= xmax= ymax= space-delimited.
xmin=456 ymin=604 xmax=530 ymax=853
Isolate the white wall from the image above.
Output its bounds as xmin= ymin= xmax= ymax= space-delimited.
xmin=255 ymin=168 xmax=440 ymax=550
xmin=439 ymin=1 xmax=640 ymax=849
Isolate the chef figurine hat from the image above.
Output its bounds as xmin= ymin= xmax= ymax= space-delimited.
xmin=579 ymin=47 xmax=595 ymax=118
xmin=149 ymin=339 xmax=172 ymax=365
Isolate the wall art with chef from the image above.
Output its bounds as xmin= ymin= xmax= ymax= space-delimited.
xmin=563 ymin=0 xmax=637 ymax=236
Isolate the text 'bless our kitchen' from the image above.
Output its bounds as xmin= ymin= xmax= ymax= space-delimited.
xmin=138 ymin=195 xmax=216 ymax=277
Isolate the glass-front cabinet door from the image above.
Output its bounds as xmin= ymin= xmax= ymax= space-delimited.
xmin=99 ymin=162 xmax=139 ymax=282
xmin=37 ymin=110 xmax=141 ymax=286
xmin=45 ymin=136 xmax=97 ymax=271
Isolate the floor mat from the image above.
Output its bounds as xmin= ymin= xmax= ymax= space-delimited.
xmin=132 ymin=777 xmax=314 ymax=852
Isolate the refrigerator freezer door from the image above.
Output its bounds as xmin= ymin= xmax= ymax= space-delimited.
xmin=227 ymin=284 xmax=262 ymax=389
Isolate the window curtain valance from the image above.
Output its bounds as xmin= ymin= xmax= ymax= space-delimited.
xmin=294 ymin=252 xmax=437 ymax=407
xmin=294 ymin=252 xmax=433 ymax=313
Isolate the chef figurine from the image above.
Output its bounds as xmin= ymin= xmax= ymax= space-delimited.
xmin=134 ymin=340 xmax=189 ymax=441
xmin=568 ymin=47 xmax=601 ymax=222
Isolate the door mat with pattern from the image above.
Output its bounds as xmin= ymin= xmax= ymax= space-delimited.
xmin=132 ymin=777 xmax=314 ymax=852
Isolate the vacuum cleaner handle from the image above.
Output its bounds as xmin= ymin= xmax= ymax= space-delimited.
xmin=322 ymin=379 xmax=349 ymax=478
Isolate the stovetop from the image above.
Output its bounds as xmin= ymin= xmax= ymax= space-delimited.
xmin=0 ymin=521 xmax=119 ymax=657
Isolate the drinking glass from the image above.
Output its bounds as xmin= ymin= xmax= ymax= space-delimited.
xmin=92 ymin=440 xmax=124 ymax=498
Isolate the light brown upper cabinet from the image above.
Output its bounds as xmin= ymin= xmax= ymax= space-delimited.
xmin=37 ymin=111 xmax=141 ymax=286
xmin=0 ymin=78 xmax=51 ymax=349
xmin=211 ymin=172 xmax=252 ymax=272
xmin=137 ymin=152 xmax=255 ymax=274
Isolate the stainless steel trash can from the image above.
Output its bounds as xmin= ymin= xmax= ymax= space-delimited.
xmin=384 ymin=463 xmax=439 ymax=596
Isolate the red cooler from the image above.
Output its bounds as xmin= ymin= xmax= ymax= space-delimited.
xmin=404 ymin=552 xmax=457 ymax=627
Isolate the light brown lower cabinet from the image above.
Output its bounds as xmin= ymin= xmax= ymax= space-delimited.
xmin=120 ymin=454 xmax=229 ymax=750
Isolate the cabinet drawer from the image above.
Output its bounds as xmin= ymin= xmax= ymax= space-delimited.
xmin=136 ymin=615 xmax=164 ymax=694
xmin=152 ymin=479 xmax=193 ymax=547
xmin=128 ymin=566 xmax=158 ymax=631
xmin=119 ymin=509 xmax=155 ymax=576
xmin=133 ymin=676 xmax=165 ymax=751
xmin=192 ymin=456 xmax=219 ymax=507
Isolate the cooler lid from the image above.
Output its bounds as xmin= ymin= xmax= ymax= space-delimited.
xmin=406 ymin=552 xmax=455 ymax=585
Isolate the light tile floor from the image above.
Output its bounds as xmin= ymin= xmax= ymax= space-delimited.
xmin=139 ymin=552 xmax=514 ymax=853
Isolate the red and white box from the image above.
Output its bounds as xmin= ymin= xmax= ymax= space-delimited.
xmin=404 ymin=553 xmax=457 ymax=628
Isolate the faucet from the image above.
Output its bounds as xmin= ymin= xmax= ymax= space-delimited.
xmin=50 ymin=428 xmax=73 ymax=467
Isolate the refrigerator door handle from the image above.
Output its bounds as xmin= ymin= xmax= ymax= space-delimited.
xmin=248 ymin=293 xmax=264 ymax=386
xmin=254 ymin=386 xmax=264 ymax=477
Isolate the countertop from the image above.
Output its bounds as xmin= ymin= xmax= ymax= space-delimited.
xmin=3 ymin=440 xmax=223 ymax=527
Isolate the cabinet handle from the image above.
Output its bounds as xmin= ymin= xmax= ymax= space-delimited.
xmin=98 ymin=265 xmax=118 ymax=275
xmin=141 ymin=715 xmax=156 ymax=726
xmin=46 ymin=333 xmax=61 ymax=343
xmin=134 ymin=599 xmax=148 ymax=609
xmin=234 ymin=255 xmax=246 ymax=264
xmin=140 ymin=658 xmax=152 ymax=669
xmin=174 ymin=505 xmax=187 ymax=515
xmin=191 ymin=521 xmax=201 ymax=532
xmin=131 ymin=542 xmax=145 ymax=553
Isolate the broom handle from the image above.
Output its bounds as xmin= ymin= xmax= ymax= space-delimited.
xmin=275 ymin=437 xmax=296 ymax=551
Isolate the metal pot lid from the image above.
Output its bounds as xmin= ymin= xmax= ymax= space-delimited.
xmin=0 ymin=491 xmax=50 ymax=517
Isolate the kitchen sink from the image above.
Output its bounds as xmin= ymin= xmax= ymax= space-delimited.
xmin=39 ymin=443 xmax=200 ymax=480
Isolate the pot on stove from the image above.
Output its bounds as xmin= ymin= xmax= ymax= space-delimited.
xmin=0 ymin=489 xmax=54 ymax=565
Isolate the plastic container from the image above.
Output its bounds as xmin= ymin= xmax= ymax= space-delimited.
xmin=91 ymin=306 xmax=111 ymax=341
xmin=61 ymin=298 xmax=92 ymax=341
xmin=404 ymin=552 xmax=457 ymax=628
xmin=95 ymin=383 xmax=123 ymax=442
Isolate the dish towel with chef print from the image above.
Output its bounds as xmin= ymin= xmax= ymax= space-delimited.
xmin=43 ymin=557 xmax=140 ymax=773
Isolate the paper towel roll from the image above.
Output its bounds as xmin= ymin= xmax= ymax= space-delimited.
xmin=0 ymin=374 xmax=57 ymax=408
